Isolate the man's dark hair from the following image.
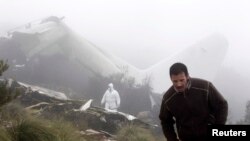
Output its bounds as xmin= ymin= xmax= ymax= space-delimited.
xmin=170 ymin=62 xmax=189 ymax=76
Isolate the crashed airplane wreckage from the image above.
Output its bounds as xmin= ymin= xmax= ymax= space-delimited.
xmin=1 ymin=78 xmax=158 ymax=138
xmin=0 ymin=16 xmax=228 ymax=124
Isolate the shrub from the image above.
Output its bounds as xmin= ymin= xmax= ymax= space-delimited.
xmin=8 ymin=118 xmax=58 ymax=141
xmin=116 ymin=124 xmax=156 ymax=141
xmin=0 ymin=127 xmax=11 ymax=141
xmin=50 ymin=118 xmax=85 ymax=141
xmin=0 ymin=103 xmax=28 ymax=122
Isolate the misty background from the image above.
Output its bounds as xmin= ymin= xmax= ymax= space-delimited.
xmin=0 ymin=0 xmax=250 ymax=123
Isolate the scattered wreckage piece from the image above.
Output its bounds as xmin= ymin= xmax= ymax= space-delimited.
xmin=1 ymin=79 xmax=160 ymax=139
xmin=79 ymin=129 xmax=116 ymax=141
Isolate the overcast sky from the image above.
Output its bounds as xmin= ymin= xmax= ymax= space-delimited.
xmin=0 ymin=0 xmax=249 ymax=71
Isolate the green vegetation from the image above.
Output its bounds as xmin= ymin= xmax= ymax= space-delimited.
xmin=0 ymin=103 xmax=85 ymax=141
xmin=0 ymin=97 xmax=85 ymax=141
xmin=0 ymin=60 xmax=15 ymax=107
xmin=0 ymin=60 xmax=9 ymax=76
xmin=0 ymin=127 xmax=11 ymax=141
xmin=116 ymin=124 xmax=156 ymax=141
xmin=8 ymin=118 xmax=57 ymax=141
xmin=50 ymin=118 xmax=85 ymax=141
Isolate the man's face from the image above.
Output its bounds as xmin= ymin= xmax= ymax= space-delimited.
xmin=170 ymin=72 xmax=189 ymax=92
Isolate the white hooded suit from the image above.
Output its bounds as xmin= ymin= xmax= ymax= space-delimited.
xmin=101 ymin=83 xmax=120 ymax=111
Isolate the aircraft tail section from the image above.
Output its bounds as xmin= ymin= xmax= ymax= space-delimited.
xmin=146 ymin=33 xmax=229 ymax=93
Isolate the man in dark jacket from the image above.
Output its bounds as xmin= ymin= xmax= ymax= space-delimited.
xmin=159 ymin=62 xmax=228 ymax=141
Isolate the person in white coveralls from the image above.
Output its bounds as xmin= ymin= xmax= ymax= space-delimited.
xmin=101 ymin=83 xmax=120 ymax=111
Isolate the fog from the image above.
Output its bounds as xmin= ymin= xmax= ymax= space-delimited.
xmin=0 ymin=0 xmax=250 ymax=123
